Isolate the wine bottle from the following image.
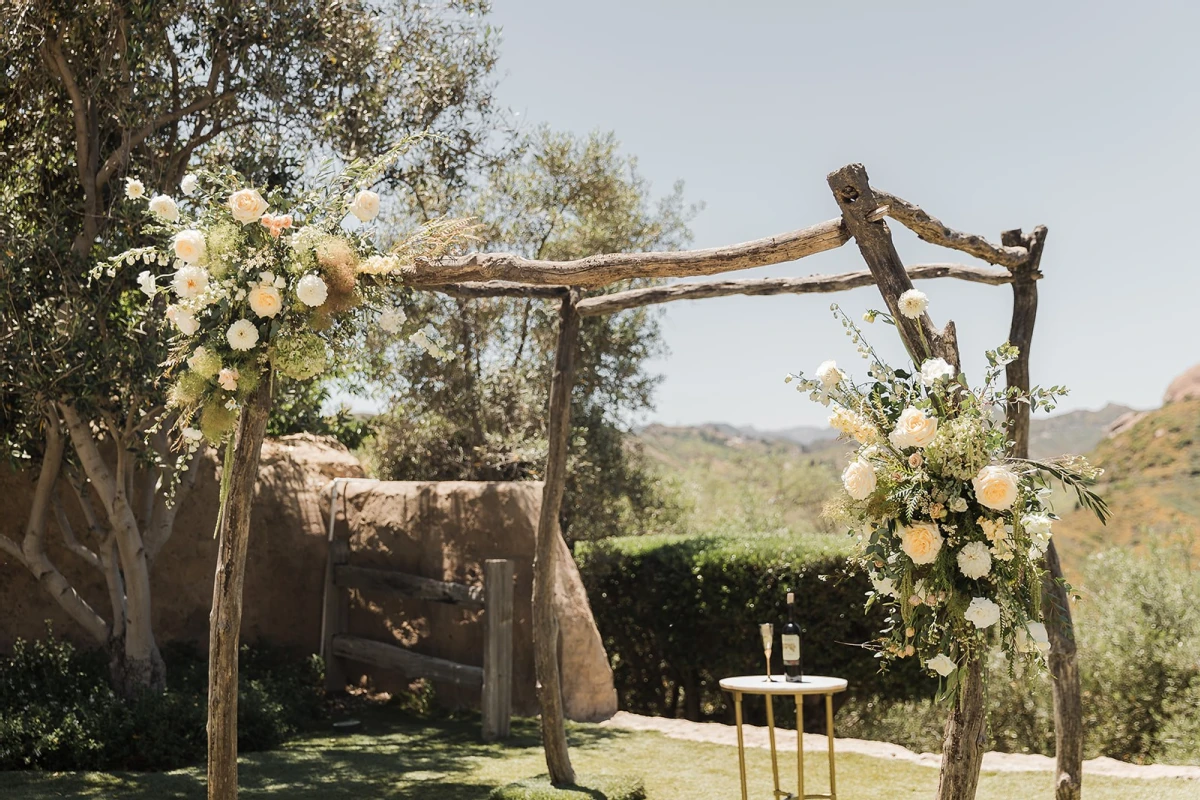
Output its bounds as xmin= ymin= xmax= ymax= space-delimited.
xmin=782 ymin=590 xmax=803 ymax=682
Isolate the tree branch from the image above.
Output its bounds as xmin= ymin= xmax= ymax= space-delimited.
xmin=873 ymin=189 xmax=1029 ymax=269
xmin=52 ymin=485 xmax=102 ymax=570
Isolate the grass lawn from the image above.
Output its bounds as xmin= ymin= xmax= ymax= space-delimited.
xmin=3 ymin=709 xmax=1198 ymax=800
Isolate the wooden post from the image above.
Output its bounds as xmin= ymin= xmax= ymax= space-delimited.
xmin=482 ymin=558 xmax=514 ymax=741
xmin=207 ymin=378 xmax=273 ymax=800
xmin=828 ymin=164 xmax=983 ymax=800
xmin=533 ymin=291 xmax=580 ymax=786
xmin=1003 ymin=227 xmax=1083 ymax=800
xmin=322 ymin=537 xmax=350 ymax=693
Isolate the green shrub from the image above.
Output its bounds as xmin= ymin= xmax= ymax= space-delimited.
xmin=490 ymin=774 xmax=646 ymax=800
xmin=576 ymin=532 xmax=931 ymax=726
xmin=0 ymin=634 xmax=326 ymax=771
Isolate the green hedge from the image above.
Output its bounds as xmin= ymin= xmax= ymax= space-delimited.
xmin=576 ymin=532 xmax=930 ymax=726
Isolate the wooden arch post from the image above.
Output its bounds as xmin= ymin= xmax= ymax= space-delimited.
xmin=827 ymin=164 xmax=985 ymax=800
xmin=533 ymin=290 xmax=581 ymax=786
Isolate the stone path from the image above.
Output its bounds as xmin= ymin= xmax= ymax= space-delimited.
xmin=600 ymin=711 xmax=1200 ymax=781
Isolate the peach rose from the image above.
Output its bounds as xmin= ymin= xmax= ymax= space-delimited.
xmin=973 ymin=465 xmax=1019 ymax=511
xmin=228 ymin=188 xmax=269 ymax=224
xmin=899 ymin=521 xmax=943 ymax=565
xmin=173 ymin=230 xmax=207 ymax=264
xmin=248 ymin=283 xmax=282 ymax=318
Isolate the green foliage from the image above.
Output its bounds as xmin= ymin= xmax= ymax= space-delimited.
xmin=489 ymin=775 xmax=646 ymax=800
xmin=838 ymin=544 xmax=1200 ymax=765
xmin=267 ymin=379 xmax=373 ymax=451
xmin=362 ymin=128 xmax=699 ymax=542
xmin=575 ymin=532 xmax=931 ymax=724
xmin=0 ymin=635 xmax=325 ymax=771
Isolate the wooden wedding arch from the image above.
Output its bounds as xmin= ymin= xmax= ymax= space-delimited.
xmin=408 ymin=163 xmax=1077 ymax=800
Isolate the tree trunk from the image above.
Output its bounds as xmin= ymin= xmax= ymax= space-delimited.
xmin=936 ymin=657 xmax=987 ymax=800
xmin=1002 ymin=226 xmax=1083 ymax=800
xmin=207 ymin=379 xmax=273 ymax=800
xmin=532 ymin=293 xmax=580 ymax=787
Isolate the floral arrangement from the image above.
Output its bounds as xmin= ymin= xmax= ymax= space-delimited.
xmin=788 ymin=291 xmax=1107 ymax=695
xmin=98 ymin=144 xmax=470 ymax=449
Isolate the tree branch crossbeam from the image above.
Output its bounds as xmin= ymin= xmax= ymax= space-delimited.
xmin=873 ymin=189 xmax=1030 ymax=269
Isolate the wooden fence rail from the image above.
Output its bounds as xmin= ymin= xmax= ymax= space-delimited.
xmin=320 ymin=488 xmax=513 ymax=741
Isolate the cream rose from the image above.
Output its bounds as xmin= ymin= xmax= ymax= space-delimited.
xmin=889 ymin=407 xmax=938 ymax=449
xmin=227 ymin=188 xmax=269 ymax=224
xmin=899 ymin=521 xmax=943 ymax=565
xmin=973 ymin=465 xmax=1020 ymax=511
xmin=217 ymin=367 xmax=239 ymax=392
xmin=248 ymin=283 xmax=283 ymax=318
xmin=180 ymin=174 xmax=198 ymax=196
xmin=927 ymin=654 xmax=956 ymax=677
xmin=172 ymin=265 xmax=209 ymax=299
xmin=815 ymin=360 xmax=844 ymax=388
xmin=963 ymin=597 xmax=1001 ymax=629
xmin=842 ymin=459 xmax=877 ymax=501
xmin=349 ymin=189 xmax=381 ymax=222
xmin=148 ymin=194 xmax=179 ymax=222
xmin=173 ymin=230 xmax=207 ymax=264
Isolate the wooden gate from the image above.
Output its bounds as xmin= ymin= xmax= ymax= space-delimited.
xmin=320 ymin=483 xmax=514 ymax=741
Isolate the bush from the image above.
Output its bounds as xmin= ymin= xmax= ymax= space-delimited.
xmin=0 ymin=635 xmax=326 ymax=771
xmin=490 ymin=774 xmax=646 ymax=800
xmin=575 ymin=532 xmax=931 ymax=726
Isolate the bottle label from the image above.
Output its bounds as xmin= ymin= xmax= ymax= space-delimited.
xmin=781 ymin=634 xmax=800 ymax=663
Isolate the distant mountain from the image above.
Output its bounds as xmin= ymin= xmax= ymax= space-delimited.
xmin=1026 ymin=403 xmax=1137 ymax=460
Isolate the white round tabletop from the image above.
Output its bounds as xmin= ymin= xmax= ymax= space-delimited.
xmin=718 ymin=675 xmax=848 ymax=696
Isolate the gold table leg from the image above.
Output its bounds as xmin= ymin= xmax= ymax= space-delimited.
xmin=796 ymin=695 xmax=804 ymax=800
xmin=826 ymin=693 xmax=836 ymax=800
xmin=734 ymin=691 xmax=748 ymax=800
xmin=766 ymin=694 xmax=781 ymax=797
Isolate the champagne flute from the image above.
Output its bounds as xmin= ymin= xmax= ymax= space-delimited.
xmin=760 ymin=623 xmax=775 ymax=682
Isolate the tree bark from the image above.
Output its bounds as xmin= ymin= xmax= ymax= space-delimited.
xmin=827 ymin=163 xmax=983 ymax=800
xmin=532 ymin=292 xmax=580 ymax=786
xmin=207 ymin=379 xmax=273 ymax=800
xmin=936 ymin=657 xmax=987 ymax=800
xmin=1002 ymin=227 xmax=1082 ymax=800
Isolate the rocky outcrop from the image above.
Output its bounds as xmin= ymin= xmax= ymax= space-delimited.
xmin=1163 ymin=363 xmax=1200 ymax=404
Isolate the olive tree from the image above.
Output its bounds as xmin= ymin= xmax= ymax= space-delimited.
xmin=0 ymin=0 xmax=500 ymax=695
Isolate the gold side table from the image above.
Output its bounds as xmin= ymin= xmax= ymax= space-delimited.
xmin=719 ymin=675 xmax=848 ymax=800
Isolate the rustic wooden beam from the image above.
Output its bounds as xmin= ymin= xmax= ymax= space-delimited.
xmin=533 ymin=292 xmax=581 ymax=786
xmin=874 ymin=189 xmax=1030 ymax=268
xmin=322 ymin=538 xmax=350 ymax=692
xmin=334 ymin=564 xmax=485 ymax=609
xmin=330 ymin=634 xmax=483 ymax=688
xmin=481 ymin=559 xmax=514 ymax=742
xmin=827 ymin=164 xmax=960 ymax=369
xmin=400 ymin=218 xmax=850 ymax=287
xmin=575 ymin=263 xmax=1015 ymax=317
xmin=436 ymin=281 xmax=571 ymax=300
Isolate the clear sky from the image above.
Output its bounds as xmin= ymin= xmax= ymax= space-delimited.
xmin=486 ymin=0 xmax=1200 ymax=429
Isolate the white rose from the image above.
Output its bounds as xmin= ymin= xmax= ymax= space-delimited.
xmin=165 ymin=305 xmax=199 ymax=336
xmin=217 ymin=367 xmax=239 ymax=392
xmin=227 ymin=188 xmax=269 ymax=225
xmin=919 ymin=357 xmax=956 ymax=387
xmin=927 ymin=654 xmax=957 ymax=677
xmin=379 ymin=308 xmax=407 ymax=333
xmin=180 ymin=174 xmax=198 ymax=196
xmin=899 ymin=521 xmax=943 ymax=565
xmin=137 ymin=270 xmax=157 ymax=298
xmin=973 ymin=465 xmax=1020 ymax=511
xmin=148 ymin=194 xmax=179 ymax=222
xmin=842 ymin=459 xmax=877 ymax=501
xmin=889 ymin=407 xmax=938 ymax=449
xmin=172 ymin=265 xmax=209 ymax=299
xmin=173 ymin=230 xmax=207 ymax=264
xmin=815 ymin=360 xmax=844 ymax=388
xmin=226 ymin=319 xmax=259 ymax=351
xmin=124 ymin=177 xmax=145 ymax=199
xmin=898 ymin=289 xmax=928 ymax=319
xmin=295 ymin=274 xmax=328 ymax=308
xmin=956 ymin=541 xmax=992 ymax=579
xmin=348 ymin=189 xmax=381 ymax=222
xmin=248 ymin=283 xmax=283 ymax=318
xmin=963 ymin=597 xmax=1001 ymax=629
